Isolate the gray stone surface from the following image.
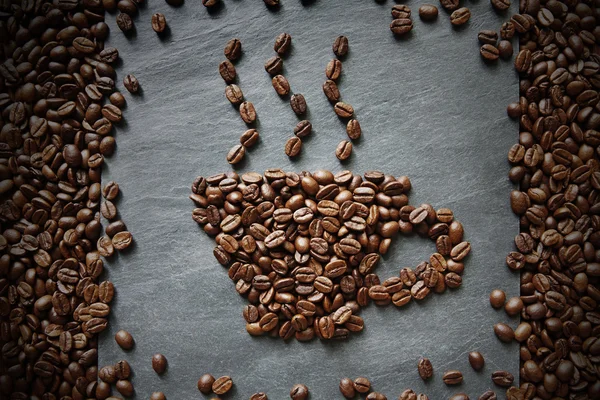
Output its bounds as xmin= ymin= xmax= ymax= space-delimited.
xmin=100 ymin=0 xmax=520 ymax=398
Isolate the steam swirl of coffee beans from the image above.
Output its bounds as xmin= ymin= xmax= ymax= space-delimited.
xmin=190 ymin=169 xmax=470 ymax=341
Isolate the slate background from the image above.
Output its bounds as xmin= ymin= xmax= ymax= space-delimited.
xmin=99 ymin=0 xmax=520 ymax=398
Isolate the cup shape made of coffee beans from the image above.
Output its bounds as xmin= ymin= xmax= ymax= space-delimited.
xmin=190 ymin=170 xmax=470 ymax=341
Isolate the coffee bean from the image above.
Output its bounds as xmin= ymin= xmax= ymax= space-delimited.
xmin=198 ymin=374 xmax=215 ymax=394
xmin=224 ymin=38 xmax=242 ymax=61
xmin=366 ymin=392 xmax=387 ymax=400
xmin=478 ymin=30 xmax=498 ymax=45
xmin=419 ymin=4 xmax=438 ymax=20
xmin=493 ymin=323 xmax=514 ymax=342
xmin=418 ymin=358 xmax=433 ymax=380
xmin=264 ymin=0 xmax=279 ymax=7
xmin=213 ymin=376 xmax=233 ymax=395
xmin=265 ymin=56 xmax=284 ymax=75
xmin=491 ymin=370 xmax=514 ymax=387
xmin=353 ymin=377 xmax=371 ymax=393
xmin=334 ymin=102 xmax=354 ymax=118
xmin=103 ymin=181 xmax=120 ymax=200
xmin=391 ymin=4 xmax=411 ymax=18
xmin=346 ymin=119 xmax=362 ymax=140
xmin=514 ymin=49 xmax=531 ymax=72
xmin=289 ymin=384 xmax=309 ymax=400
xmin=219 ymin=60 xmax=237 ymax=83
xmin=339 ymin=377 xmax=356 ymax=398
xmin=240 ymin=129 xmax=260 ymax=147
xmin=151 ymin=13 xmax=167 ymax=33
xmin=225 ymin=84 xmax=244 ymax=105
xmin=480 ymin=44 xmax=500 ymax=61
xmin=285 ymin=137 xmax=302 ymax=157
xmin=151 ymin=393 xmax=167 ymax=400
xmin=112 ymin=231 xmax=133 ymax=250
xmin=115 ymin=330 xmax=134 ymax=350
xmin=240 ymin=101 xmax=257 ymax=124
xmin=450 ymin=8 xmax=471 ymax=25
xmin=274 ymin=33 xmax=292 ymax=55
xmin=499 ymin=22 xmax=514 ymax=39
xmin=333 ymin=36 xmax=349 ymax=57
xmin=490 ymin=0 xmax=510 ymax=11
xmin=123 ymin=74 xmax=139 ymax=93
xmin=114 ymin=360 xmax=131 ymax=380
xmin=478 ymin=391 xmax=497 ymax=400
xmin=439 ymin=0 xmax=459 ymax=11
xmin=294 ymin=120 xmax=312 ymax=138
xmin=152 ymin=354 xmax=167 ymax=374
xmin=442 ymin=370 xmax=463 ymax=385
xmin=203 ymin=0 xmax=219 ymax=7
xmin=449 ymin=394 xmax=469 ymax=400
xmin=290 ymin=94 xmax=307 ymax=115
xmin=116 ymin=379 xmax=134 ymax=396
xmin=468 ymin=351 xmax=485 ymax=371
xmin=336 ymin=140 xmax=352 ymax=160
xmin=390 ymin=18 xmax=413 ymax=35
xmin=323 ymin=80 xmax=341 ymax=102
xmin=116 ymin=13 xmax=134 ymax=32
xmin=227 ymin=144 xmax=246 ymax=164
xmin=326 ymin=59 xmax=343 ymax=80
xmin=272 ymin=75 xmax=290 ymax=96
xmin=497 ymin=40 xmax=513 ymax=59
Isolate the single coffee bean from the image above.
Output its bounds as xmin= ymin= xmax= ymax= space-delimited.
xmin=418 ymin=358 xmax=433 ymax=380
xmin=346 ymin=119 xmax=362 ymax=140
xmin=239 ymin=101 xmax=257 ymax=124
xmin=504 ymin=296 xmax=523 ymax=316
xmin=213 ymin=376 xmax=233 ymax=395
xmin=390 ymin=18 xmax=413 ymax=35
xmin=334 ymin=102 xmax=354 ymax=118
xmin=116 ymin=13 xmax=134 ymax=32
xmin=203 ymin=0 xmax=219 ymax=7
xmin=290 ymin=94 xmax=307 ymax=115
xmin=478 ymin=390 xmax=497 ymax=400
xmin=323 ymin=80 xmax=341 ymax=102
xmin=336 ymin=140 xmax=352 ymax=161
xmin=480 ymin=44 xmax=500 ymax=61
xmin=115 ymin=330 xmax=134 ymax=350
xmin=326 ymin=59 xmax=343 ymax=80
xmin=491 ymin=370 xmax=514 ymax=387
xmin=250 ymin=393 xmax=268 ymax=400
xmin=289 ymin=384 xmax=309 ymax=400
xmin=264 ymin=0 xmax=279 ymax=7
xmin=294 ymin=120 xmax=312 ymax=138
xmin=265 ymin=56 xmax=284 ymax=75
xmin=116 ymin=379 xmax=134 ymax=397
xmin=439 ymin=0 xmax=459 ymax=11
xmin=514 ymin=49 xmax=531 ymax=72
xmin=489 ymin=289 xmax=505 ymax=308
xmin=353 ymin=377 xmax=371 ymax=393
xmin=272 ymin=75 xmax=290 ymax=96
xmin=490 ymin=0 xmax=510 ymax=11
xmin=493 ymin=323 xmax=515 ymax=342
xmin=225 ymin=84 xmax=244 ymax=105
xmin=391 ymin=4 xmax=411 ymax=18
xmin=275 ymin=32 xmax=292 ymax=55
xmin=450 ymin=8 xmax=471 ymax=25
xmin=123 ymin=74 xmax=139 ymax=93
xmin=224 ymin=38 xmax=242 ymax=61
xmin=219 ymin=60 xmax=237 ymax=83
xmin=240 ymin=129 xmax=259 ymax=147
xmin=151 ymin=13 xmax=167 ymax=32
xmin=152 ymin=354 xmax=167 ymax=374
xmin=112 ymin=231 xmax=133 ymax=250
xmin=285 ymin=137 xmax=302 ymax=157
xmin=499 ymin=22 xmax=514 ymax=39
xmin=227 ymin=144 xmax=246 ymax=164
xmin=468 ymin=351 xmax=485 ymax=371
xmin=497 ymin=40 xmax=513 ymax=59
xmin=442 ymin=370 xmax=463 ymax=385
xmin=150 ymin=392 xmax=167 ymax=400
xmin=198 ymin=374 xmax=215 ymax=394
xmin=333 ymin=36 xmax=349 ymax=57
xmin=449 ymin=394 xmax=469 ymax=400
xmin=478 ymin=30 xmax=498 ymax=45
xmin=366 ymin=392 xmax=387 ymax=400
xmin=114 ymin=360 xmax=131 ymax=380
xmin=419 ymin=4 xmax=438 ymax=20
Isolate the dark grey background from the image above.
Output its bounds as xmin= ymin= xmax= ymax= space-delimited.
xmin=99 ymin=0 xmax=520 ymax=398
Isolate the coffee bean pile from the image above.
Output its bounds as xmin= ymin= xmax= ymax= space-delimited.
xmin=190 ymin=169 xmax=470 ymax=341
xmin=220 ymin=38 xmax=261 ymax=165
xmin=480 ymin=0 xmax=600 ymax=398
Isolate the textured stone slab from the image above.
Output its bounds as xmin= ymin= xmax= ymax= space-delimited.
xmin=100 ymin=0 xmax=519 ymax=398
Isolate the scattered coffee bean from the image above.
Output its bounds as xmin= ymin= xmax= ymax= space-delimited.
xmin=285 ymin=137 xmax=302 ymax=157
xmin=450 ymin=7 xmax=471 ymax=25
xmin=265 ymin=56 xmax=284 ymax=75
xmin=468 ymin=351 xmax=485 ymax=371
xmin=419 ymin=5 xmax=438 ymax=20
xmin=336 ymin=140 xmax=353 ymax=161
xmin=240 ymin=129 xmax=260 ymax=147
xmin=274 ymin=32 xmax=292 ymax=55
xmin=490 ymin=0 xmax=510 ymax=11
xmin=391 ymin=4 xmax=411 ymax=18
xmin=442 ymin=370 xmax=463 ymax=385
xmin=272 ymin=75 xmax=291 ymax=95
xmin=240 ymin=101 xmax=257 ymax=124
xmin=489 ymin=289 xmax=506 ymax=308
xmin=151 ymin=392 xmax=167 ymax=400
xmin=478 ymin=390 xmax=496 ymax=400
xmin=117 ymin=12 xmax=134 ymax=32
xmin=493 ymin=323 xmax=514 ymax=342
xmin=354 ymin=377 xmax=371 ymax=393
xmin=219 ymin=60 xmax=237 ymax=83
xmin=334 ymin=102 xmax=354 ymax=118
xmin=115 ymin=329 xmax=134 ymax=350
xmin=227 ymin=144 xmax=246 ymax=164
xmin=289 ymin=384 xmax=309 ymax=400
xmin=264 ymin=0 xmax=279 ymax=7
xmin=116 ymin=379 xmax=134 ymax=396
xmin=198 ymin=374 xmax=215 ymax=394
xmin=491 ymin=370 xmax=514 ymax=387
xmin=294 ymin=120 xmax=312 ymax=138
xmin=123 ymin=74 xmax=140 ymax=93
xmin=449 ymin=394 xmax=469 ymax=400
xmin=290 ymin=94 xmax=307 ymax=115
xmin=339 ymin=378 xmax=356 ymax=398
xmin=333 ymin=36 xmax=349 ymax=57
xmin=366 ymin=392 xmax=387 ymax=400
xmin=478 ymin=30 xmax=498 ymax=45
xmin=418 ymin=358 xmax=433 ymax=380
xmin=326 ymin=59 xmax=343 ymax=80
xmin=213 ymin=376 xmax=233 ymax=395
xmin=497 ymin=40 xmax=513 ymax=59
xmin=480 ymin=44 xmax=500 ymax=61
xmin=203 ymin=0 xmax=219 ymax=7
xmin=390 ymin=18 xmax=414 ymax=35
xmin=151 ymin=13 xmax=167 ymax=32
xmin=224 ymin=38 xmax=242 ymax=61
xmin=439 ymin=0 xmax=459 ymax=11
xmin=323 ymin=80 xmax=341 ymax=102
xmin=225 ymin=84 xmax=244 ymax=105
xmin=346 ymin=119 xmax=362 ymax=140
xmin=152 ymin=354 xmax=168 ymax=374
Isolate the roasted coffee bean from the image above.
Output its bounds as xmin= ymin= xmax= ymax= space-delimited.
xmin=265 ymin=56 xmax=284 ymax=75
xmin=152 ymin=354 xmax=167 ymax=374
xmin=336 ymin=140 xmax=352 ymax=161
xmin=240 ymin=101 xmax=257 ymax=124
xmin=334 ymin=102 xmax=354 ymax=118
xmin=151 ymin=13 xmax=167 ymax=33
xmin=113 ymin=231 xmax=133 ymax=250
xmin=290 ymin=94 xmax=307 ymax=115
xmin=151 ymin=393 xmax=167 ymax=400
xmin=442 ymin=370 xmax=463 ymax=385
xmin=390 ymin=18 xmax=413 ymax=35
xmin=116 ymin=379 xmax=134 ymax=396
xmin=478 ymin=30 xmax=498 ymax=45
xmin=213 ymin=376 xmax=233 ymax=395
xmin=124 ymin=74 xmax=140 ymax=93
xmin=333 ymin=36 xmax=349 ymax=57
xmin=226 ymin=84 xmax=244 ymax=105
xmin=468 ymin=351 xmax=485 ymax=371
xmin=198 ymin=374 xmax=215 ymax=394
xmin=346 ymin=119 xmax=362 ymax=140
xmin=326 ymin=59 xmax=343 ymax=80
xmin=285 ymin=137 xmax=302 ymax=157
xmin=289 ymin=384 xmax=309 ymax=400
xmin=323 ymin=80 xmax=341 ymax=102
xmin=116 ymin=13 xmax=134 ymax=32
xmin=480 ymin=44 xmax=500 ymax=61
xmin=478 ymin=391 xmax=496 ymax=400
xmin=497 ymin=40 xmax=513 ymax=59
xmin=439 ymin=0 xmax=459 ymax=11
xmin=241 ymin=129 xmax=260 ymax=147
xmin=490 ymin=0 xmax=510 ymax=11
xmin=275 ymin=33 xmax=292 ymax=56
xmin=449 ymin=394 xmax=469 ymax=400
xmin=203 ymin=0 xmax=219 ymax=7
xmin=225 ymin=38 xmax=242 ymax=61
xmin=418 ymin=358 xmax=433 ymax=380
xmin=115 ymin=329 xmax=134 ymax=350
xmin=419 ymin=4 xmax=438 ymax=20
xmin=339 ymin=377 xmax=356 ymax=398
xmin=219 ymin=60 xmax=237 ymax=83
xmin=294 ymin=120 xmax=312 ymax=138
xmin=491 ymin=370 xmax=514 ymax=387
xmin=264 ymin=0 xmax=279 ymax=7
xmin=353 ymin=377 xmax=371 ymax=393
xmin=227 ymin=144 xmax=246 ymax=164
xmin=115 ymin=360 xmax=131 ymax=380
xmin=272 ymin=75 xmax=291 ymax=96
xmin=450 ymin=8 xmax=471 ymax=25
xmin=493 ymin=323 xmax=514 ymax=342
